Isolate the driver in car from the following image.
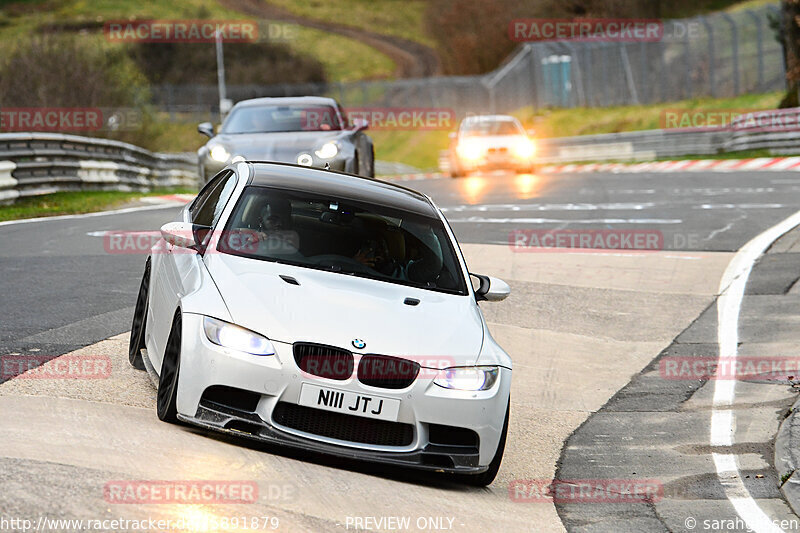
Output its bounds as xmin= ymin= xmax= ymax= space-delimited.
xmin=353 ymin=235 xmax=401 ymax=277
xmin=254 ymin=199 xmax=299 ymax=255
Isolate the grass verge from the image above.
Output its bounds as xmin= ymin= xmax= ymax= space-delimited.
xmin=0 ymin=187 xmax=196 ymax=222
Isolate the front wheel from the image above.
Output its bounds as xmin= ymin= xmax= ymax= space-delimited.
xmin=157 ymin=313 xmax=182 ymax=423
xmin=128 ymin=260 xmax=150 ymax=370
xmin=460 ymin=399 xmax=509 ymax=486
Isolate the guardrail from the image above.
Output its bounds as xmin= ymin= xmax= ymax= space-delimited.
xmin=536 ymin=129 xmax=729 ymax=163
xmin=535 ymin=108 xmax=800 ymax=164
xmin=0 ymin=133 xmax=199 ymax=203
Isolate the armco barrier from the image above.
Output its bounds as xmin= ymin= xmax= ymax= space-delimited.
xmin=536 ymin=129 xmax=727 ymax=163
xmin=0 ymin=132 xmax=198 ymax=204
xmin=724 ymin=108 xmax=800 ymax=154
xmin=0 ymin=161 xmax=17 ymax=203
xmin=534 ymin=107 xmax=800 ymax=164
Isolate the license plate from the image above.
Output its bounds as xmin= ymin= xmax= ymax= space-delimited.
xmin=298 ymin=383 xmax=401 ymax=422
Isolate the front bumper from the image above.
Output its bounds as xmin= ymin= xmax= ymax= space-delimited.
xmin=456 ymin=152 xmax=534 ymax=172
xmin=202 ymin=155 xmax=348 ymax=179
xmin=175 ymin=313 xmax=511 ymax=473
xmin=179 ymin=403 xmax=486 ymax=473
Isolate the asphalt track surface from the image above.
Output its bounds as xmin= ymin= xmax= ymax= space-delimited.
xmin=2 ymin=169 xmax=800 ymax=532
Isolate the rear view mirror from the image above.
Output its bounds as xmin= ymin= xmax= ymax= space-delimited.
xmin=160 ymin=222 xmax=201 ymax=249
xmin=198 ymin=122 xmax=215 ymax=138
xmin=470 ymin=273 xmax=511 ymax=302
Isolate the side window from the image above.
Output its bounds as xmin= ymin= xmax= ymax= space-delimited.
xmin=191 ymin=170 xmax=237 ymax=228
xmin=190 ymin=170 xmax=230 ymax=222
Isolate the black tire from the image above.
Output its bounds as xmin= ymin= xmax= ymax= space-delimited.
xmin=461 ymin=399 xmax=509 ymax=486
xmin=157 ymin=312 xmax=182 ymax=423
xmin=128 ymin=259 xmax=150 ymax=370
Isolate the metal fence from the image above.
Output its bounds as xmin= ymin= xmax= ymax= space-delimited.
xmin=151 ymin=4 xmax=785 ymax=119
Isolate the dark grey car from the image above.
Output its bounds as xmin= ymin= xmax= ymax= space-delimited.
xmin=197 ymin=96 xmax=375 ymax=184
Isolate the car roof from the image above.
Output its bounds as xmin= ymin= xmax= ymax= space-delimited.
xmin=232 ymin=96 xmax=338 ymax=109
xmin=244 ymin=162 xmax=438 ymax=218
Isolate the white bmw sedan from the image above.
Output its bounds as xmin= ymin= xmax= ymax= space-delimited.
xmin=128 ymin=161 xmax=512 ymax=485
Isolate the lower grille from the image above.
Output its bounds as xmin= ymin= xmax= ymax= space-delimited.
xmin=272 ymin=402 xmax=414 ymax=446
xmin=200 ymin=385 xmax=261 ymax=412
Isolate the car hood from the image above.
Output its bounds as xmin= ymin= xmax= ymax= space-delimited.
xmin=212 ymin=131 xmax=347 ymax=162
xmin=204 ymin=253 xmax=484 ymax=367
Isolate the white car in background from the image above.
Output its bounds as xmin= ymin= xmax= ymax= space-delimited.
xmin=447 ymin=115 xmax=536 ymax=177
xmin=128 ymin=161 xmax=513 ymax=485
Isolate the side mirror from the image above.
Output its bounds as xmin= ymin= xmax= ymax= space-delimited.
xmin=351 ymin=118 xmax=369 ymax=132
xmin=198 ymin=122 xmax=215 ymax=138
xmin=471 ymin=273 xmax=511 ymax=302
xmin=160 ymin=222 xmax=202 ymax=249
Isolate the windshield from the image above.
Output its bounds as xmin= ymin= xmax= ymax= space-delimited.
xmin=219 ymin=186 xmax=467 ymax=295
xmin=461 ymin=119 xmax=523 ymax=137
xmin=221 ymin=105 xmax=343 ymax=133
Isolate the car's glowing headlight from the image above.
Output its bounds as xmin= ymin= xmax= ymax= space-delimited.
xmin=511 ymin=137 xmax=535 ymax=160
xmin=456 ymin=139 xmax=484 ymax=162
xmin=209 ymin=145 xmax=231 ymax=163
xmin=203 ymin=316 xmax=275 ymax=356
xmin=433 ymin=366 xmax=499 ymax=391
xmin=315 ymin=142 xmax=338 ymax=159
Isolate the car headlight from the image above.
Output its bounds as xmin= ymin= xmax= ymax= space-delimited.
xmin=456 ymin=139 xmax=484 ymax=162
xmin=511 ymin=137 xmax=535 ymax=160
xmin=203 ymin=316 xmax=275 ymax=356
xmin=209 ymin=145 xmax=231 ymax=163
xmin=314 ymin=142 xmax=338 ymax=159
xmin=433 ymin=366 xmax=499 ymax=391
